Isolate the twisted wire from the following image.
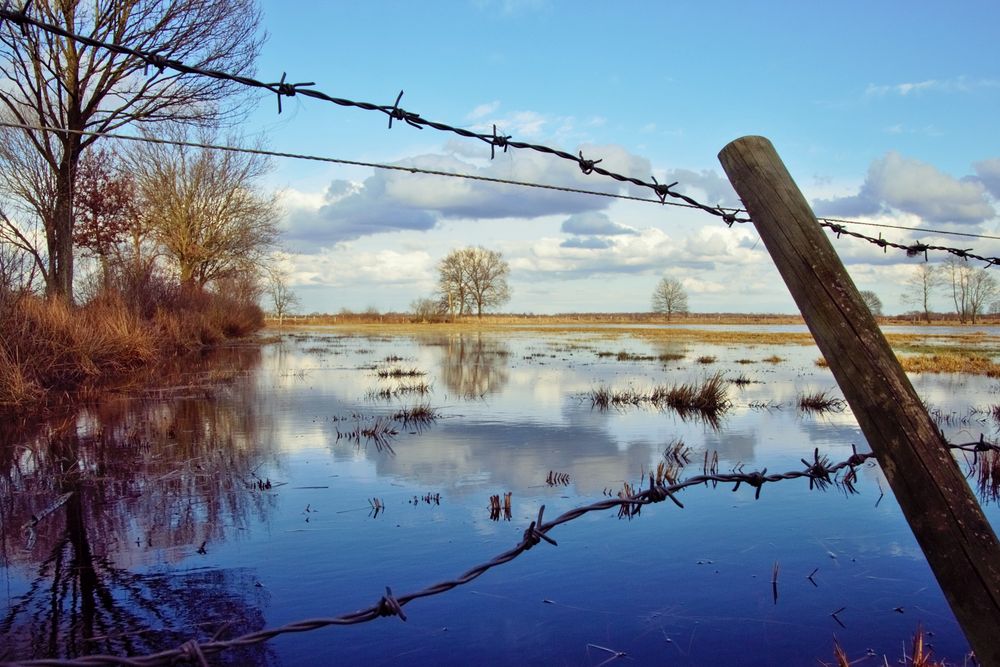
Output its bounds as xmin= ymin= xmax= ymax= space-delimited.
xmin=0 ymin=7 xmax=997 ymax=265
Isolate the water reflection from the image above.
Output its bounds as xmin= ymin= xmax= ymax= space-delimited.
xmin=0 ymin=347 xmax=274 ymax=663
xmin=425 ymin=333 xmax=511 ymax=398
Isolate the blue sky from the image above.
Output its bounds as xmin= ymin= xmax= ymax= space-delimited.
xmin=244 ymin=0 xmax=1000 ymax=315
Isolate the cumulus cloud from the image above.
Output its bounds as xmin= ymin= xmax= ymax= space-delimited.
xmin=514 ymin=225 xmax=761 ymax=278
xmin=560 ymin=211 xmax=638 ymax=236
xmin=281 ymin=145 xmax=653 ymax=247
xmin=660 ymin=168 xmax=740 ymax=208
xmin=288 ymin=247 xmax=434 ymax=288
xmin=560 ymin=237 xmax=612 ymax=249
xmin=974 ymin=159 xmax=1000 ymax=199
xmin=812 ymin=152 xmax=996 ymax=224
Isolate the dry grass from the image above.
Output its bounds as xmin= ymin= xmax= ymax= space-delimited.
xmin=0 ymin=285 xmax=265 ymax=408
xmin=376 ymin=366 xmax=426 ymax=379
xmin=392 ymin=403 xmax=440 ymax=426
xmin=898 ymin=352 xmax=1000 ymax=376
xmin=799 ymin=390 xmax=847 ymax=413
xmin=590 ymin=373 xmax=730 ymax=420
xmin=695 ymin=355 xmax=716 ymax=364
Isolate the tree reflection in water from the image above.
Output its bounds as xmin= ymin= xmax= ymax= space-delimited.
xmin=430 ymin=333 xmax=511 ymax=399
xmin=0 ymin=346 xmax=275 ymax=664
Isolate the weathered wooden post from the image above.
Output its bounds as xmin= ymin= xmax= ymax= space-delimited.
xmin=718 ymin=136 xmax=1000 ymax=665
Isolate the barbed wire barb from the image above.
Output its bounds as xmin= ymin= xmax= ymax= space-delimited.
xmin=0 ymin=7 xmax=997 ymax=265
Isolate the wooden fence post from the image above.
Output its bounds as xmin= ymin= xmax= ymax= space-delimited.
xmin=718 ymin=135 xmax=1000 ymax=664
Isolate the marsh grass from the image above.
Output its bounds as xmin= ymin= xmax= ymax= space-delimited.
xmin=728 ymin=373 xmax=757 ymax=387
xmin=392 ymin=403 xmax=439 ymax=426
xmin=898 ymin=352 xmax=1000 ymax=376
xmin=695 ymin=355 xmax=716 ymax=364
xmin=591 ymin=374 xmax=729 ymax=423
xmin=975 ymin=449 xmax=1000 ymax=504
xmin=658 ymin=352 xmax=685 ymax=362
xmin=376 ymin=366 xmax=427 ymax=379
xmin=798 ymin=390 xmax=847 ymax=413
xmin=365 ymin=381 xmax=432 ymax=401
xmin=762 ymin=355 xmax=784 ymax=364
xmin=336 ymin=417 xmax=399 ymax=453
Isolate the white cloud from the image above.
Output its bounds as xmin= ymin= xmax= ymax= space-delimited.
xmin=561 ymin=211 xmax=638 ymax=237
xmin=813 ymin=152 xmax=996 ymax=224
xmin=513 ymin=224 xmax=761 ymax=278
xmin=866 ymin=76 xmax=1000 ymax=97
xmin=974 ymin=158 xmax=1000 ymax=199
xmin=288 ymin=246 xmax=434 ymax=288
xmin=280 ymin=144 xmax=654 ymax=247
xmin=468 ymin=101 xmax=501 ymax=120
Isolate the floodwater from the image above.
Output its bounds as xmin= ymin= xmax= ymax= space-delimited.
xmin=2 ymin=328 xmax=999 ymax=666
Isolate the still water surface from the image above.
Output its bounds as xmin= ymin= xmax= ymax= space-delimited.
xmin=2 ymin=328 xmax=998 ymax=665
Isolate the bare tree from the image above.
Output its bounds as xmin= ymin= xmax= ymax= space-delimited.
xmin=944 ymin=257 xmax=998 ymax=324
xmin=437 ymin=247 xmax=510 ymax=319
xmin=651 ymin=276 xmax=689 ymax=320
xmin=128 ymin=127 xmax=279 ymax=288
xmin=410 ymin=297 xmax=441 ymax=322
xmin=464 ymin=247 xmax=510 ymax=318
xmin=901 ymin=263 xmax=941 ymax=323
xmin=859 ymin=290 xmax=883 ymax=317
xmin=0 ymin=0 xmax=265 ymax=301
xmin=267 ymin=267 xmax=300 ymax=327
xmin=967 ymin=268 xmax=998 ymax=324
xmin=438 ymin=249 xmax=469 ymax=317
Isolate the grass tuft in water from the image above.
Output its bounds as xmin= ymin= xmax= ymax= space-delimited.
xmin=376 ymin=366 xmax=426 ymax=379
xmin=392 ymin=403 xmax=439 ymax=426
xmin=798 ymin=390 xmax=846 ymax=413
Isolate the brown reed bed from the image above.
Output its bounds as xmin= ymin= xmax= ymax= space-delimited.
xmin=798 ymin=390 xmax=847 ymax=413
xmin=695 ymin=355 xmax=716 ymax=364
xmin=0 ymin=283 xmax=265 ymax=408
xmin=762 ymin=355 xmax=784 ymax=364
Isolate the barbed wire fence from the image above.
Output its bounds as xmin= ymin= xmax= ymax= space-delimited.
xmin=3 ymin=435 xmax=999 ymax=667
xmin=2 ymin=5 xmax=1000 ymax=665
xmin=0 ymin=5 xmax=999 ymax=267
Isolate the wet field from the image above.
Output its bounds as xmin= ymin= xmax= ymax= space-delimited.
xmin=3 ymin=326 xmax=999 ymax=665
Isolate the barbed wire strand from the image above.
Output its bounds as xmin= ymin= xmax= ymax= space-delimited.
xmin=0 ymin=120 xmax=710 ymax=212
xmin=1 ymin=7 xmax=998 ymax=266
xmin=4 ymin=437 xmax=998 ymax=667
xmin=4 ymin=119 xmax=997 ymax=249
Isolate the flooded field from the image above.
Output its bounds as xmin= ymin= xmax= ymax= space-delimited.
xmin=3 ymin=326 xmax=1000 ymax=665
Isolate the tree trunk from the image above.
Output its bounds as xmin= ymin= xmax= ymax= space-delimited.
xmin=48 ymin=135 xmax=82 ymax=303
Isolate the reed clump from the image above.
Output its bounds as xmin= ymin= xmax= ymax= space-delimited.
xmin=0 ymin=280 xmax=265 ymax=407
xmin=590 ymin=373 xmax=730 ymax=421
xmin=798 ymin=390 xmax=847 ymax=413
